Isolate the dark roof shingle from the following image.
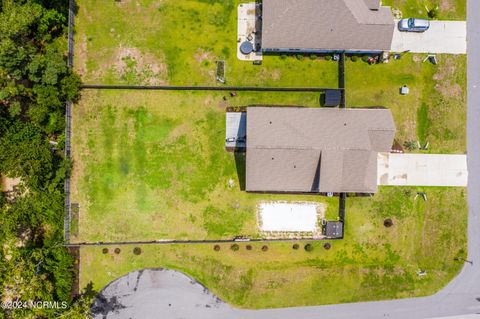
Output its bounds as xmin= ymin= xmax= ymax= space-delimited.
xmin=262 ymin=0 xmax=395 ymax=52
xmin=245 ymin=107 xmax=396 ymax=193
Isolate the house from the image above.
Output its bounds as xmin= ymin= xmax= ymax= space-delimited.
xmin=261 ymin=0 xmax=395 ymax=54
xmin=245 ymin=107 xmax=396 ymax=194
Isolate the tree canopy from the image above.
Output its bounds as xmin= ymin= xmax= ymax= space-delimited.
xmin=0 ymin=0 xmax=88 ymax=317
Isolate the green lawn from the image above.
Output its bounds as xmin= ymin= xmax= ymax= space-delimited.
xmin=71 ymin=90 xmax=338 ymax=242
xmin=73 ymin=0 xmax=468 ymax=308
xmin=383 ymin=0 xmax=466 ymax=20
xmin=80 ymin=186 xmax=467 ymax=308
xmin=74 ymin=0 xmax=338 ymax=87
xmin=347 ymin=54 xmax=466 ymax=154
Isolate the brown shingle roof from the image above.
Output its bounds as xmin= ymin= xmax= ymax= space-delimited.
xmin=362 ymin=0 xmax=381 ymax=11
xmin=245 ymin=107 xmax=396 ymax=193
xmin=261 ymin=0 xmax=395 ymax=52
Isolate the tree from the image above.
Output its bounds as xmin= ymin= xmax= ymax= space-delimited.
xmin=0 ymin=121 xmax=53 ymax=188
xmin=0 ymin=1 xmax=86 ymax=317
xmin=0 ymin=1 xmax=79 ymax=134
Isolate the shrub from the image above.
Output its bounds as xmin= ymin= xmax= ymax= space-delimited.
xmin=213 ymin=245 xmax=221 ymax=251
xmin=428 ymin=7 xmax=438 ymax=19
xmin=309 ymin=54 xmax=318 ymax=60
xmin=231 ymin=244 xmax=240 ymax=251
xmin=114 ymin=248 xmax=121 ymax=254
xmin=325 ymin=55 xmax=332 ymax=61
xmin=133 ymin=247 xmax=142 ymax=255
xmin=292 ymin=243 xmax=300 ymax=250
xmin=362 ymin=55 xmax=370 ymax=62
xmin=246 ymin=245 xmax=252 ymax=250
xmin=350 ymin=55 xmax=358 ymax=62
xmin=323 ymin=243 xmax=331 ymax=250
xmin=384 ymin=218 xmax=394 ymax=228
xmin=102 ymin=248 xmax=109 ymax=254
xmin=261 ymin=245 xmax=269 ymax=252
xmin=296 ymin=54 xmax=304 ymax=61
xmin=404 ymin=140 xmax=418 ymax=151
xmin=304 ymin=244 xmax=314 ymax=252
xmin=280 ymin=54 xmax=287 ymax=60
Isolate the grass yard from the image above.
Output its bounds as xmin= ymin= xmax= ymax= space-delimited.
xmin=347 ymin=54 xmax=466 ymax=153
xmin=383 ymin=0 xmax=466 ymax=20
xmin=73 ymin=0 xmax=469 ymax=309
xmin=70 ymin=90 xmax=338 ymax=242
xmin=74 ymin=0 xmax=338 ymax=87
xmin=80 ymin=186 xmax=467 ymax=308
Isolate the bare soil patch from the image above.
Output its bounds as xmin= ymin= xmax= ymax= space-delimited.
xmin=433 ymin=58 xmax=463 ymax=99
xmin=112 ymin=46 xmax=168 ymax=85
xmin=76 ymin=34 xmax=88 ymax=77
xmin=1 ymin=176 xmax=21 ymax=192
xmin=194 ymin=48 xmax=215 ymax=63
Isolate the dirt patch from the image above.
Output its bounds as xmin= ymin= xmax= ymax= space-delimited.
xmin=440 ymin=0 xmax=453 ymax=11
xmin=1 ymin=176 xmax=21 ymax=193
xmin=258 ymin=68 xmax=282 ymax=82
xmin=114 ymin=0 xmax=132 ymax=6
xmin=412 ymin=54 xmax=422 ymax=63
xmin=435 ymin=83 xmax=462 ymax=99
xmin=432 ymin=57 xmax=463 ymax=99
xmin=194 ymin=49 xmax=215 ymax=63
xmin=76 ymin=34 xmax=88 ymax=77
xmin=271 ymin=69 xmax=281 ymax=81
xmin=112 ymin=46 xmax=168 ymax=85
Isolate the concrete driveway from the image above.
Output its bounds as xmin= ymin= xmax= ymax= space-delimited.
xmin=377 ymin=153 xmax=468 ymax=187
xmin=391 ymin=20 xmax=466 ymax=54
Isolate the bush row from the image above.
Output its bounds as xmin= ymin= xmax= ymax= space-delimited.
xmin=279 ymin=53 xmax=375 ymax=63
xmin=102 ymin=247 xmax=142 ymax=255
xmin=213 ymin=243 xmax=332 ymax=252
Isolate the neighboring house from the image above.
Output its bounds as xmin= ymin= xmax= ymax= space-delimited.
xmin=245 ymin=107 xmax=396 ymax=194
xmin=261 ymin=0 xmax=395 ymax=54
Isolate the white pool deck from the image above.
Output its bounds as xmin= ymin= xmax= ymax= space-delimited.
xmin=258 ymin=202 xmax=321 ymax=232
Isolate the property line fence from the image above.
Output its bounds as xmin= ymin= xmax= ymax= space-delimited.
xmin=67 ymin=0 xmax=75 ymax=68
xmin=338 ymin=52 xmax=346 ymax=108
xmin=65 ymin=236 xmax=342 ymax=248
xmin=339 ymin=193 xmax=346 ymax=222
xmin=64 ymin=0 xmax=75 ymax=244
xmin=81 ymin=84 xmax=341 ymax=92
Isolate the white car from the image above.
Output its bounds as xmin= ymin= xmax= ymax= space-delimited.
xmin=398 ymin=18 xmax=430 ymax=32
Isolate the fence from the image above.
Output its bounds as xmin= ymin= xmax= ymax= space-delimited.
xmin=81 ymin=84 xmax=339 ymax=92
xmin=338 ymin=52 xmax=346 ymax=108
xmin=64 ymin=0 xmax=75 ymax=243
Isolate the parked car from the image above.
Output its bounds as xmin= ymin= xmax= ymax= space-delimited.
xmin=398 ymin=18 xmax=430 ymax=32
xmin=226 ymin=137 xmax=236 ymax=143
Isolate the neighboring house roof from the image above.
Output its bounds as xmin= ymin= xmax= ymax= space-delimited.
xmin=245 ymin=107 xmax=396 ymax=193
xmin=261 ymin=0 xmax=395 ymax=52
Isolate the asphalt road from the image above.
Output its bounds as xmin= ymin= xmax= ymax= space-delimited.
xmin=91 ymin=2 xmax=480 ymax=318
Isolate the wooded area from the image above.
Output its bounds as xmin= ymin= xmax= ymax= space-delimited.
xmin=0 ymin=0 xmax=90 ymax=317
